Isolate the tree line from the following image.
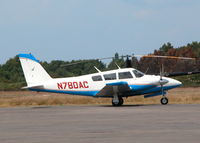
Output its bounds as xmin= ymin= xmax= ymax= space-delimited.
xmin=1 ymin=41 xmax=200 ymax=91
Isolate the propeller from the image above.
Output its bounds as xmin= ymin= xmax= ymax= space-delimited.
xmin=159 ymin=64 xmax=168 ymax=96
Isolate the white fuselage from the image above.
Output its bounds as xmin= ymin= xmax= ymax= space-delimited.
xmin=30 ymin=68 xmax=182 ymax=97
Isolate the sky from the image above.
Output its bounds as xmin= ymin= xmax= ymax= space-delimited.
xmin=0 ymin=0 xmax=200 ymax=64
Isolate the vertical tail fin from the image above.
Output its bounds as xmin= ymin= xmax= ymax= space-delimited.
xmin=19 ymin=54 xmax=52 ymax=86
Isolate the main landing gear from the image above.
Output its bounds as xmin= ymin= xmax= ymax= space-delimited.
xmin=112 ymin=86 xmax=124 ymax=106
xmin=112 ymin=96 xmax=124 ymax=106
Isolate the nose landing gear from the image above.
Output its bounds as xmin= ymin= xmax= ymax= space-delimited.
xmin=160 ymin=97 xmax=168 ymax=105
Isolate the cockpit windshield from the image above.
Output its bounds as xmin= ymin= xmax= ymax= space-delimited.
xmin=132 ymin=70 xmax=144 ymax=78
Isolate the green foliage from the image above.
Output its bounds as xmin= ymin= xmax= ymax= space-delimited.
xmin=1 ymin=41 xmax=200 ymax=91
xmin=159 ymin=42 xmax=174 ymax=55
xmin=0 ymin=56 xmax=26 ymax=91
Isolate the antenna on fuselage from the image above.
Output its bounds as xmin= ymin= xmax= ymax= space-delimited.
xmin=115 ymin=63 xmax=121 ymax=69
xmin=94 ymin=66 xmax=101 ymax=73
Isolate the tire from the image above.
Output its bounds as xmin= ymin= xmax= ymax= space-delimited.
xmin=119 ymin=97 xmax=124 ymax=106
xmin=112 ymin=97 xmax=124 ymax=106
xmin=112 ymin=100 xmax=119 ymax=106
xmin=160 ymin=97 xmax=168 ymax=105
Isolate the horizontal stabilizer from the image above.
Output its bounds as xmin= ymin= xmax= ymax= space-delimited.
xmin=21 ymin=85 xmax=44 ymax=89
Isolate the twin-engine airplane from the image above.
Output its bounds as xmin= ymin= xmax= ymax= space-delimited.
xmin=19 ymin=53 xmax=184 ymax=106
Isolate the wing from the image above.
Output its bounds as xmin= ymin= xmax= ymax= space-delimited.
xmin=95 ymin=81 xmax=131 ymax=97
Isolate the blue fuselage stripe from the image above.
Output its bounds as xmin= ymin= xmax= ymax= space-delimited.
xmin=129 ymin=84 xmax=157 ymax=91
xmin=30 ymin=88 xmax=99 ymax=96
xmin=29 ymin=85 xmax=180 ymax=97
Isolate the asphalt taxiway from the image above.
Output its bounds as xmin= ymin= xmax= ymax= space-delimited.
xmin=0 ymin=104 xmax=200 ymax=143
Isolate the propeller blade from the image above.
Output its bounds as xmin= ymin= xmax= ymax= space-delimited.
xmin=159 ymin=63 xmax=164 ymax=80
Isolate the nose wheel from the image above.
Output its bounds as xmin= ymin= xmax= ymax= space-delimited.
xmin=160 ymin=97 xmax=168 ymax=105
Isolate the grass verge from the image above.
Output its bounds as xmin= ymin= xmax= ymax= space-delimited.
xmin=0 ymin=87 xmax=200 ymax=107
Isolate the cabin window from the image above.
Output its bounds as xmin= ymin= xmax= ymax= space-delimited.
xmin=133 ymin=70 xmax=144 ymax=78
xmin=103 ymin=73 xmax=116 ymax=80
xmin=118 ymin=72 xmax=133 ymax=79
xmin=92 ymin=75 xmax=103 ymax=81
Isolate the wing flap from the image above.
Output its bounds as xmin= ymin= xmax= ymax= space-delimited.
xmin=95 ymin=81 xmax=131 ymax=97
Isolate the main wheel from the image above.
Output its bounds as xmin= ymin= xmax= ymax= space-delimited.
xmin=112 ymin=97 xmax=124 ymax=106
xmin=112 ymin=99 xmax=119 ymax=106
xmin=118 ymin=97 xmax=124 ymax=106
xmin=160 ymin=97 xmax=168 ymax=105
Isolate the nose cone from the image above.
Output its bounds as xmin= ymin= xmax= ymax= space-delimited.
xmin=171 ymin=79 xmax=182 ymax=87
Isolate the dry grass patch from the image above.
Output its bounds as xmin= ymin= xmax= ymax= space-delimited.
xmin=0 ymin=91 xmax=111 ymax=107
xmin=0 ymin=87 xmax=200 ymax=107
